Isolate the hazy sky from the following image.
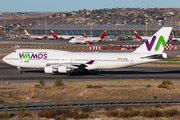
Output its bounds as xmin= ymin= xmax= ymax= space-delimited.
xmin=1 ymin=0 xmax=180 ymax=12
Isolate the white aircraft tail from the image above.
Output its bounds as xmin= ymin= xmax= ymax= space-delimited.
xmin=24 ymin=30 xmax=30 ymax=35
xmin=134 ymin=27 xmax=172 ymax=53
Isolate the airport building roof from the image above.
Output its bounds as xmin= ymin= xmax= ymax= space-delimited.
xmin=30 ymin=24 xmax=180 ymax=31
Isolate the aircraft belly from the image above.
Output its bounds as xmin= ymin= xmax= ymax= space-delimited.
xmin=96 ymin=61 xmax=130 ymax=69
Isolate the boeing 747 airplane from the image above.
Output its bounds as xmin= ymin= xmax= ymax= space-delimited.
xmin=3 ymin=27 xmax=172 ymax=75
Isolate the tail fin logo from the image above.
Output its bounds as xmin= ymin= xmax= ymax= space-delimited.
xmin=146 ymin=35 xmax=165 ymax=51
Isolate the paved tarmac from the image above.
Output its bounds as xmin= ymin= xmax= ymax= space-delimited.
xmin=1 ymin=38 xmax=179 ymax=46
xmin=1 ymin=38 xmax=180 ymax=83
xmin=0 ymin=62 xmax=180 ymax=83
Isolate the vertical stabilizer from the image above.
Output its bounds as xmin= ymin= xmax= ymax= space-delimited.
xmin=51 ymin=30 xmax=58 ymax=39
xmin=134 ymin=27 xmax=172 ymax=53
xmin=134 ymin=31 xmax=142 ymax=40
xmin=83 ymin=33 xmax=88 ymax=38
xmin=24 ymin=30 xmax=30 ymax=36
xmin=100 ymin=30 xmax=106 ymax=39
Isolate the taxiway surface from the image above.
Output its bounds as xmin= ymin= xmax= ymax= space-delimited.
xmin=0 ymin=62 xmax=180 ymax=83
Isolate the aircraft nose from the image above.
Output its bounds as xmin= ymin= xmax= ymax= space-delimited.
xmin=2 ymin=56 xmax=6 ymax=62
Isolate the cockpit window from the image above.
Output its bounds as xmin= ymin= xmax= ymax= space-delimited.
xmin=13 ymin=51 xmax=16 ymax=53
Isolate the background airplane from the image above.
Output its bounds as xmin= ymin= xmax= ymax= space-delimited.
xmin=69 ymin=30 xmax=106 ymax=45
xmin=3 ymin=27 xmax=172 ymax=75
xmin=24 ymin=30 xmax=54 ymax=40
xmin=134 ymin=30 xmax=173 ymax=41
xmin=51 ymin=30 xmax=83 ymax=40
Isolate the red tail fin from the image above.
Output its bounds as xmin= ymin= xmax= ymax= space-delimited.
xmin=169 ymin=36 xmax=172 ymax=40
xmin=134 ymin=31 xmax=142 ymax=40
xmin=51 ymin=30 xmax=58 ymax=39
xmin=84 ymin=33 xmax=88 ymax=38
xmin=100 ymin=30 xmax=106 ymax=39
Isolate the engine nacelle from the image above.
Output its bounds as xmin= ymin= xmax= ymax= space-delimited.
xmin=87 ymin=41 xmax=91 ymax=44
xmin=44 ymin=66 xmax=57 ymax=73
xmin=162 ymin=53 xmax=167 ymax=59
xmin=58 ymin=66 xmax=70 ymax=73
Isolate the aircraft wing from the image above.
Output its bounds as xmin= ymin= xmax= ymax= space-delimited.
xmin=46 ymin=60 xmax=95 ymax=69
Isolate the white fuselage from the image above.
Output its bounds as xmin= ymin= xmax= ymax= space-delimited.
xmin=26 ymin=35 xmax=54 ymax=39
xmin=69 ymin=37 xmax=102 ymax=44
xmin=3 ymin=49 xmax=164 ymax=70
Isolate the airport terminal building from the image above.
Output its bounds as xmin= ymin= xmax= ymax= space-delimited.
xmin=29 ymin=24 xmax=180 ymax=39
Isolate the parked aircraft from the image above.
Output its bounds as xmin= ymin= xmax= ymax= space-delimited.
xmin=69 ymin=30 xmax=106 ymax=45
xmin=168 ymin=36 xmax=180 ymax=42
xmin=134 ymin=30 xmax=173 ymax=41
xmin=51 ymin=30 xmax=82 ymax=40
xmin=3 ymin=27 xmax=172 ymax=75
xmin=24 ymin=30 xmax=54 ymax=40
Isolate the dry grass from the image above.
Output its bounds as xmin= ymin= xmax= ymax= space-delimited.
xmin=0 ymin=80 xmax=180 ymax=103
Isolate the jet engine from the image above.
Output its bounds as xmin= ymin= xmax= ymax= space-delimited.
xmin=162 ymin=53 xmax=167 ymax=59
xmin=86 ymin=41 xmax=91 ymax=45
xmin=58 ymin=66 xmax=71 ymax=73
xmin=44 ymin=66 xmax=57 ymax=73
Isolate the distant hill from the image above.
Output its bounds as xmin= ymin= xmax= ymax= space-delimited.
xmin=1 ymin=8 xmax=180 ymax=35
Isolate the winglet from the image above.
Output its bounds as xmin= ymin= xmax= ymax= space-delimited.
xmin=86 ymin=60 xmax=95 ymax=65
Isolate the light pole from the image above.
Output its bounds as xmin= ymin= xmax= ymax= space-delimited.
xmin=4 ymin=18 xmax=6 ymax=36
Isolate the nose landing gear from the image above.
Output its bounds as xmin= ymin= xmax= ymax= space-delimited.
xmin=17 ymin=67 xmax=22 ymax=74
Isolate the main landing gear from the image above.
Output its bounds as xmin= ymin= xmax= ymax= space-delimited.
xmin=68 ymin=69 xmax=89 ymax=76
xmin=17 ymin=67 xmax=22 ymax=74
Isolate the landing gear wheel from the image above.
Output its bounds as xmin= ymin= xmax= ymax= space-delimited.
xmin=17 ymin=67 xmax=22 ymax=74
xmin=68 ymin=71 xmax=74 ymax=76
xmin=18 ymin=70 xmax=22 ymax=74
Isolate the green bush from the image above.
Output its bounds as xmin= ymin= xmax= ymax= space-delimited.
xmin=162 ymin=80 xmax=173 ymax=85
xmin=54 ymin=78 xmax=64 ymax=87
xmin=158 ymin=80 xmax=173 ymax=89
xmin=39 ymin=78 xmax=45 ymax=86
